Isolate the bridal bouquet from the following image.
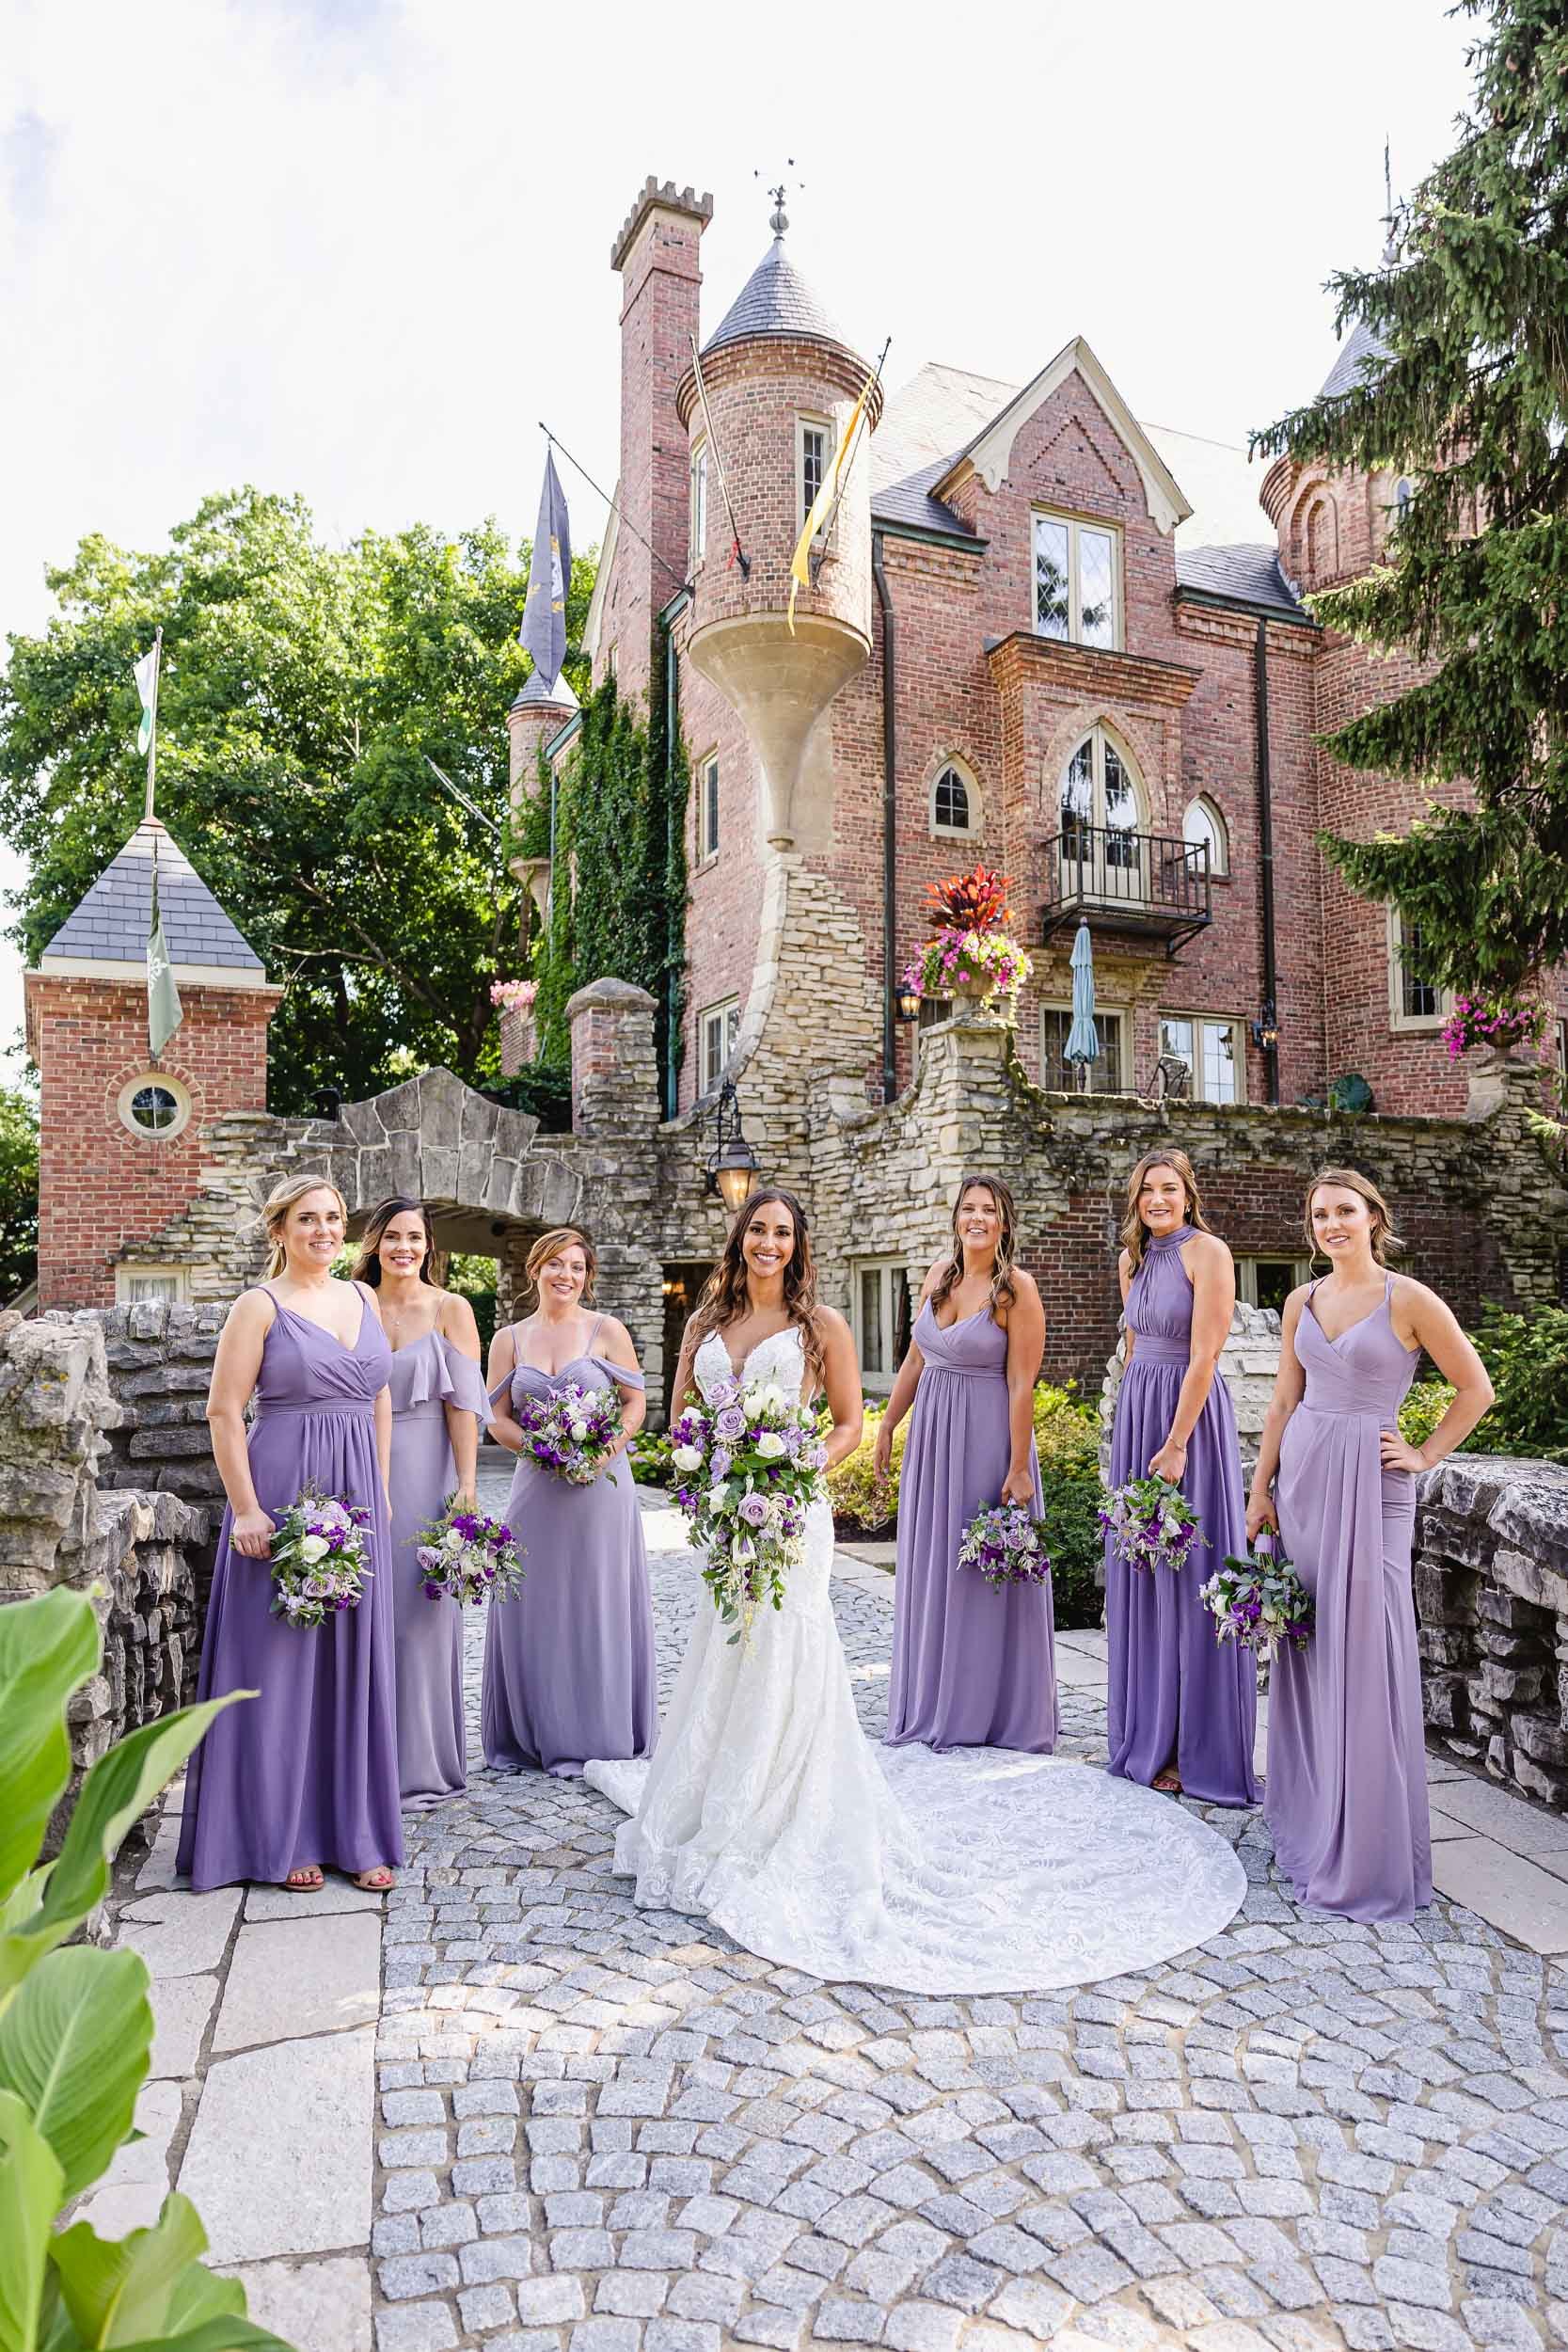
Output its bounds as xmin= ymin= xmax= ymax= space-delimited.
xmin=514 ymin=1379 xmax=623 ymax=1484
xmin=416 ymin=1498 xmax=525 ymax=1606
xmin=268 ymin=1486 xmax=374 ymax=1628
xmin=1099 ymin=1475 xmax=1208 ymax=1575
xmin=1200 ymin=1533 xmax=1313 ymax=1661
xmin=669 ymin=1374 xmax=829 ymax=1643
xmin=958 ymin=1501 xmax=1053 ymax=1593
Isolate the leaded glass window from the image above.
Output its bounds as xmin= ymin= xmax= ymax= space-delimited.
xmin=1032 ymin=513 xmax=1121 ymax=647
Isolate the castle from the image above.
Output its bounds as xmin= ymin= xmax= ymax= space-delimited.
xmin=24 ymin=175 xmax=1566 ymax=1406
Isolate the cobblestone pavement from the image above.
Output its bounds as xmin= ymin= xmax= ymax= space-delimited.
xmin=367 ymin=1493 xmax=1568 ymax=2352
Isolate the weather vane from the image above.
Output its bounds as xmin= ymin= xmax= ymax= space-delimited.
xmin=754 ymin=160 xmax=803 ymax=236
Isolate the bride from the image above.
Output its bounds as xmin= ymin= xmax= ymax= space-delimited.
xmin=586 ymin=1188 xmax=1246 ymax=1993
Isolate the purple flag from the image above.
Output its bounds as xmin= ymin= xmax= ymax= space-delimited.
xmin=520 ymin=451 xmax=571 ymax=691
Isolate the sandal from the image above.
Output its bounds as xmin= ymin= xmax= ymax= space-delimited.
xmin=1151 ymin=1769 xmax=1183 ymax=1796
xmin=353 ymin=1867 xmax=397 ymax=1892
xmin=285 ymin=1864 xmax=325 ymax=1892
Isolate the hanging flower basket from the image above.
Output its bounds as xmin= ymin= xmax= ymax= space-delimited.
xmin=1440 ymin=993 xmax=1549 ymax=1061
xmin=905 ymin=864 xmax=1033 ymax=1008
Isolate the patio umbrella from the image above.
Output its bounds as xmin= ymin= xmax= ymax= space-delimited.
xmin=1064 ymin=921 xmax=1101 ymax=1090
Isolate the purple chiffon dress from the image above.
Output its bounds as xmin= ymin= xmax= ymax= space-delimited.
xmin=885 ymin=1301 xmax=1059 ymax=1754
xmin=1266 ymin=1276 xmax=1431 ymax=1921
xmin=177 ymin=1283 xmax=403 ymax=1889
xmin=388 ymin=1327 xmax=492 ymax=1810
xmin=1105 ymin=1227 xmax=1258 ymax=1805
xmin=481 ymin=1319 xmax=657 ymax=1779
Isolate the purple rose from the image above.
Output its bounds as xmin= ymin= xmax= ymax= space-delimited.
xmin=708 ymin=1375 xmax=739 ymax=1408
xmin=738 ymin=1493 xmax=770 ymax=1527
xmin=715 ymin=1406 xmax=747 ymax=1441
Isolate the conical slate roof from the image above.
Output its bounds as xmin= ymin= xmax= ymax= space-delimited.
xmin=702 ymin=235 xmax=855 ymax=359
xmin=43 ymin=818 xmax=264 ymax=973
xmin=509 ymin=668 xmax=579 ymax=716
xmin=1318 ymin=315 xmax=1390 ymax=402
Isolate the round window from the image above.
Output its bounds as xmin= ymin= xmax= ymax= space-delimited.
xmin=117 ymin=1073 xmax=192 ymax=1141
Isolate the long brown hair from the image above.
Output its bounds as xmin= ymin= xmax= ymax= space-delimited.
xmin=1304 ymin=1166 xmax=1404 ymax=1267
xmin=261 ymin=1174 xmax=349 ymax=1279
xmin=928 ymin=1174 xmax=1021 ymax=1321
xmin=687 ymin=1187 xmax=826 ymax=1379
xmin=350 ymin=1197 xmax=435 ymax=1288
xmin=1118 ymin=1148 xmax=1213 ymax=1277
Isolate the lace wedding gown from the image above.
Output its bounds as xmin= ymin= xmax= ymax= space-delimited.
xmin=585 ymin=1327 xmax=1245 ymax=1993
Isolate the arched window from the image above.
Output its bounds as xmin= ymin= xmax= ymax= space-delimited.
xmin=1182 ymin=795 xmax=1227 ymax=877
xmin=1059 ymin=727 xmax=1145 ymax=881
xmin=929 ymin=759 xmax=979 ymax=837
xmin=1395 ymin=477 xmax=1413 ymax=517
xmin=1306 ymin=495 xmax=1338 ymax=577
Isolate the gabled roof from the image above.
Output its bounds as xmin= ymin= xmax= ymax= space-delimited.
xmin=1318 ymin=315 xmax=1391 ymax=402
xmin=1173 ymin=544 xmax=1304 ymax=616
xmin=42 ymin=818 xmax=265 ymax=976
xmin=702 ymin=235 xmax=855 ymax=359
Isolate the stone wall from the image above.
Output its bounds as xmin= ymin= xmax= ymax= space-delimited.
xmin=1415 ymin=1454 xmax=1568 ymax=1811
xmin=0 ymin=1310 xmax=211 ymax=1802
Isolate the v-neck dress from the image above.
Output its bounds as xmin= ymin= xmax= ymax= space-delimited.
xmin=481 ymin=1318 xmax=656 ymax=1778
xmin=1266 ymin=1276 xmax=1431 ymax=1921
xmin=178 ymin=1281 xmax=403 ymax=1888
xmin=885 ymin=1298 xmax=1058 ymax=1753
xmin=387 ymin=1325 xmax=492 ymax=1809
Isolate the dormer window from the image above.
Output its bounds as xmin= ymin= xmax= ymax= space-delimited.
xmin=1033 ymin=512 xmax=1120 ymax=650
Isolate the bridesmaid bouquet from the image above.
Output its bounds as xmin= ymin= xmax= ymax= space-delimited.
xmin=416 ymin=1499 xmax=526 ymax=1606
xmin=1200 ymin=1534 xmax=1314 ymax=1661
xmin=514 ymin=1379 xmax=623 ymax=1484
xmin=268 ymin=1486 xmax=374 ymax=1628
xmin=1100 ymin=1475 xmax=1208 ymax=1575
xmin=669 ymin=1376 xmax=830 ymax=1644
xmin=958 ymin=1502 xmax=1053 ymax=1593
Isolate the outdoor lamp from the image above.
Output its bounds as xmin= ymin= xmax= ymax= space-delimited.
xmin=1251 ymin=1001 xmax=1280 ymax=1056
xmin=705 ymin=1078 xmax=761 ymax=1213
xmin=895 ymin=982 xmax=922 ymax=1024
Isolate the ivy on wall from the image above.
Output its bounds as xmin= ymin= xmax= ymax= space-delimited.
xmin=519 ymin=657 xmax=688 ymax=1095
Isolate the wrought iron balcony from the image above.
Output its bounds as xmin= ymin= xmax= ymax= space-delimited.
xmin=1039 ymin=822 xmax=1212 ymax=957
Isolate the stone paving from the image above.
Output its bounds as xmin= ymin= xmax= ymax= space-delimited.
xmin=103 ymin=1482 xmax=1568 ymax=2352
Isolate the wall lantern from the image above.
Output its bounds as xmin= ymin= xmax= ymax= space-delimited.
xmin=895 ymin=982 xmax=922 ymax=1024
xmin=705 ymin=1078 xmax=761 ymax=1214
xmin=1250 ymin=999 xmax=1281 ymax=1057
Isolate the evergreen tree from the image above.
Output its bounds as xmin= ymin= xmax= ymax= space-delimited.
xmin=1253 ymin=0 xmax=1568 ymax=1004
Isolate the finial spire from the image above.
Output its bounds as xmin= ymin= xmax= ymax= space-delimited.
xmin=755 ymin=159 xmax=800 ymax=238
xmin=1381 ymin=135 xmax=1399 ymax=266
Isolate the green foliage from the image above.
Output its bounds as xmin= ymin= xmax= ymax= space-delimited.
xmin=1399 ymin=1378 xmax=1457 ymax=1449
xmin=527 ymin=666 xmax=688 ymax=1089
xmin=0 ymin=1589 xmax=289 ymax=2348
xmin=1470 ymin=1300 xmax=1568 ymax=1461
xmin=826 ymin=1403 xmax=909 ymax=1536
xmin=627 ymin=1425 xmax=676 ymax=1488
xmin=481 ymin=1063 xmax=573 ymax=1134
xmin=0 ymin=1085 xmax=39 ymax=1302
xmin=1252 ymin=1 xmax=1568 ymax=996
xmin=0 ymin=488 xmax=594 ymax=1112
xmin=443 ymin=1254 xmax=498 ymax=1358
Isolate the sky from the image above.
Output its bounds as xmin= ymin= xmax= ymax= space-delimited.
xmin=0 ymin=0 xmax=1480 ymax=1079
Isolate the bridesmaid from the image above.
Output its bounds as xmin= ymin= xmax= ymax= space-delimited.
xmin=351 ymin=1197 xmax=488 ymax=1810
xmin=178 ymin=1176 xmax=403 ymax=1892
xmin=1105 ymin=1149 xmax=1257 ymax=1804
xmin=1248 ymin=1167 xmax=1493 ymax=1920
xmin=482 ymin=1226 xmax=657 ymax=1777
xmin=877 ymin=1174 xmax=1058 ymax=1754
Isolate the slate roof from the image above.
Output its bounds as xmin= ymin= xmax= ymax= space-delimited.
xmin=510 ymin=668 xmax=579 ymax=714
xmin=43 ymin=819 xmax=264 ymax=972
xmin=1319 ymin=316 xmax=1391 ymax=402
xmin=703 ymin=236 xmax=857 ymax=359
xmin=1174 ymin=543 xmax=1304 ymax=614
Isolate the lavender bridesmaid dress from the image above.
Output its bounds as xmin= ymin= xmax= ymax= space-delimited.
xmin=1266 ymin=1275 xmax=1431 ymax=1920
xmin=388 ymin=1327 xmax=492 ymax=1809
xmin=885 ymin=1301 xmax=1059 ymax=1754
xmin=481 ymin=1319 xmax=657 ymax=1778
xmin=1105 ymin=1227 xmax=1258 ymax=1805
xmin=177 ymin=1284 xmax=403 ymax=1888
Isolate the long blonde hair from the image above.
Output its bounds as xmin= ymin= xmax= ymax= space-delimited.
xmin=686 ymin=1188 xmax=827 ymax=1381
xmin=261 ymin=1174 xmax=349 ymax=1279
xmin=1118 ymin=1148 xmax=1213 ymax=1277
xmin=928 ymin=1174 xmax=1021 ymax=1322
xmin=1304 ymin=1166 xmax=1404 ymax=1266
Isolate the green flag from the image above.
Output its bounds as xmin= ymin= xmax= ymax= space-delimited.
xmin=134 ymin=639 xmax=160 ymax=757
xmin=148 ymin=844 xmax=182 ymax=1058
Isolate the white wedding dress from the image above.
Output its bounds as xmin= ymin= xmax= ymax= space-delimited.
xmin=585 ymin=1327 xmax=1245 ymax=1993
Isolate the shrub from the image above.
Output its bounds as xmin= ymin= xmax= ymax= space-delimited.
xmin=1400 ymin=1379 xmax=1456 ymax=1450
xmin=1470 ymin=1302 xmax=1568 ymax=1463
xmin=628 ymin=1425 xmax=676 ymax=1488
xmin=0 ymin=1588 xmax=292 ymax=2349
xmin=827 ymin=1402 xmax=907 ymax=1537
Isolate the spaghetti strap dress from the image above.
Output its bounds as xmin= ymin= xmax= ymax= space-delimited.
xmin=387 ymin=1326 xmax=492 ymax=1808
xmin=1266 ymin=1276 xmax=1431 ymax=1921
xmin=177 ymin=1282 xmax=403 ymax=1888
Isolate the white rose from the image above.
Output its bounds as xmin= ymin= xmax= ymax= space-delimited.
xmin=672 ymin=1445 xmax=704 ymax=1473
xmin=569 ymin=1421 xmax=590 ymax=1443
xmin=298 ymin=1534 xmax=329 ymax=1563
xmin=754 ymin=1431 xmax=786 ymax=1459
xmin=443 ymin=1529 xmax=465 ymax=1551
xmin=709 ymin=1483 xmax=731 ymax=1510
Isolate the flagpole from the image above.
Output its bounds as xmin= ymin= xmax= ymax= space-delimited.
xmin=143 ymin=626 xmax=163 ymax=824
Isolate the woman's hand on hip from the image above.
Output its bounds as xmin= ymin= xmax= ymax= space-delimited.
xmin=231 ymin=1508 xmax=275 ymax=1559
xmin=1379 ymin=1429 xmax=1425 ymax=1475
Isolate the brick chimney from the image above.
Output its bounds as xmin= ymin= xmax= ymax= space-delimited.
xmin=607 ymin=176 xmax=712 ymax=703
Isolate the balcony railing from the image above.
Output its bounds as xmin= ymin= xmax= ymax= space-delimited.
xmin=1039 ymin=822 xmax=1212 ymax=956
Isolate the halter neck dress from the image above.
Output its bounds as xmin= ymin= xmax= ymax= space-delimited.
xmin=481 ymin=1314 xmax=657 ymax=1778
xmin=1104 ymin=1226 xmax=1257 ymax=1805
xmin=177 ymin=1281 xmax=403 ymax=1888
xmin=387 ymin=1323 xmax=493 ymax=1808
xmin=885 ymin=1299 xmax=1058 ymax=1753
xmin=1266 ymin=1275 xmax=1430 ymax=1920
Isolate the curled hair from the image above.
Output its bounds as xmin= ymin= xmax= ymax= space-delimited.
xmin=928 ymin=1175 xmax=1021 ymax=1322
xmin=687 ymin=1187 xmax=826 ymax=1380
xmin=261 ymin=1174 xmax=348 ymax=1279
xmin=1118 ymin=1148 xmax=1213 ymax=1277
xmin=351 ymin=1197 xmax=435 ymax=1288
xmin=1304 ymin=1167 xmax=1404 ymax=1266
xmin=526 ymin=1225 xmax=598 ymax=1303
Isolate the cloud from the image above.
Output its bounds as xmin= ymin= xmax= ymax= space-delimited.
xmin=2 ymin=109 xmax=60 ymax=224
